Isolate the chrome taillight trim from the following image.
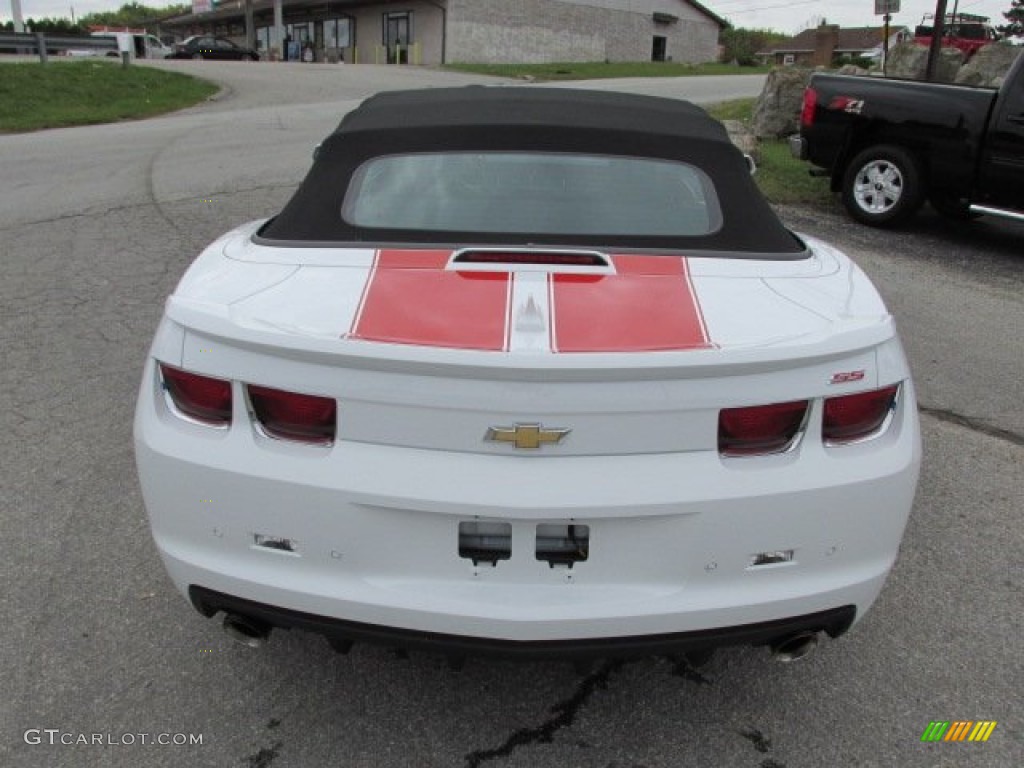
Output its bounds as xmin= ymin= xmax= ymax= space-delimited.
xmin=823 ymin=383 xmax=901 ymax=448
xmin=158 ymin=363 xmax=232 ymax=431
xmin=243 ymin=384 xmax=336 ymax=447
xmin=719 ymin=400 xmax=812 ymax=459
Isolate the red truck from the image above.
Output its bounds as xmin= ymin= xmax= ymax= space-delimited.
xmin=913 ymin=13 xmax=999 ymax=59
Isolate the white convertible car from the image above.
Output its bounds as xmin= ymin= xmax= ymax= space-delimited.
xmin=134 ymin=88 xmax=921 ymax=663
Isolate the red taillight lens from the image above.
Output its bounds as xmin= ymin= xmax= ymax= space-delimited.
xmin=718 ymin=400 xmax=809 ymax=457
xmin=159 ymin=364 xmax=232 ymax=427
xmin=800 ymin=87 xmax=818 ymax=128
xmin=823 ymin=384 xmax=899 ymax=444
xmin=247 ymin=385 xmax=336 ymax=444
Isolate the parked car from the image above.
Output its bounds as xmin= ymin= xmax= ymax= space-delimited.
xmin=791 ymin=49 xmax=1024 ymax=226
xmin=135 ymin=88 xmax=920 ymax=663
xmin=171 ymin=35 xmax=258 ymax=61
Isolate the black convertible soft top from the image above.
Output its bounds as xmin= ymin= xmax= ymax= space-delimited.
xmin=260 ymin=87 xmax=805 ymax=257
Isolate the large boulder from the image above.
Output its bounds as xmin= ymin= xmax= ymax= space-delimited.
xmin=751 ymin=67 xmax=812 ymax=139
xmin=722 ymin=119 xmax=759 ymax=161
xmin=836 ymin=64 xmax=869 ymax=76
xmin=955 ymin=43 xmax=1023 ymax=86
xmin=885 ymin=43 xmax=963 ymax=81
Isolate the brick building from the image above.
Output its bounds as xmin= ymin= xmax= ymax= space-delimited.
xmin=758 ymin=24 xmax=911 ymax=67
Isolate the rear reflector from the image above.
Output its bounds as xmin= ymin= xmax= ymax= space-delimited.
xmin=719 ymin=400 xmax=809 ymax=457
xmin=247 ymin=385 xmax=336 ymax=444
xmin=159 ymin=364 xmax=232 ymax=427
xmin=823 ymin=384 xmax=899 ymax=444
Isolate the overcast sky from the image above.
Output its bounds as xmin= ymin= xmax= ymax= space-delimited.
xmin=1 ymin=0 xmax=1017 ymax=36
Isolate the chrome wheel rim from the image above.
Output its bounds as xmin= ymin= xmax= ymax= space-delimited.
xmin=853 ymin=159 xmax=903 ymax=214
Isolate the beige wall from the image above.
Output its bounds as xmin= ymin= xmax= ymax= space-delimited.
xmin=446 ymin=0 xmax=719 ymax=64
xmin=344 ymin=3 xmax=445 ymax=65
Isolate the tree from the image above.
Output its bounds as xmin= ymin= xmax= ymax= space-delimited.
xmin=1001 ymin=0 xmax=1024 ymax=35
xmin=79 ymin=3 xmax=189 ymax=30
xmin=2 ymin=17 xmax=85 ymax=34
xmin=719 ymin=26 xmax=787 ymax=67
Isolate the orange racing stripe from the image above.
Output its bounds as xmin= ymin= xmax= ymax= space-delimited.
xmin=350 ymin=250 xmax=510 ymax=351
xmin=550 ymin=254 xmax=710 ymax=352
xmin=350 ymin=251 xmax=710 ymax=353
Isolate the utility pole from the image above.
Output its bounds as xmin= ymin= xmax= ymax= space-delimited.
xmin=274 ymin=0 xmax=283 ymax=61
xmin=11 ymin=0 xmax=25 ymax=33
xmin=244 ymin=0 xmax=254 ymax=51
xmin=925 ymin=0 xmax=949 ymax=81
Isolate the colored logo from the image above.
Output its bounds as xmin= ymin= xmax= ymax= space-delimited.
xmin=485 ymin=423 xmax=570 ymax=450
xmin=921 ymin=721 xmax=997 ymax=742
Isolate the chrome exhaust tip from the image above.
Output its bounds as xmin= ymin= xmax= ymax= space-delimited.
xmin=770 ymin=631 xmax=819 ymax=663
xmin=222 ymin=614 xmax=271 ymax=648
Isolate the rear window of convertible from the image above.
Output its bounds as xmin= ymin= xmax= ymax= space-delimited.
xmin=341 ymin=152 xmax=723 ymax=237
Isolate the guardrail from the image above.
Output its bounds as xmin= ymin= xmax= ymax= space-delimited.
xmin=0 ymin=32 xmax=119 ymax=64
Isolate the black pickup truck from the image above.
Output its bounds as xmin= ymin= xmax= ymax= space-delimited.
xmin=790 ymin=50 xmax=1024 ymax=227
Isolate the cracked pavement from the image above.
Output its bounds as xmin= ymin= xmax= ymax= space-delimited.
xmin=1 ymin=62 xmax=1021 ymax=768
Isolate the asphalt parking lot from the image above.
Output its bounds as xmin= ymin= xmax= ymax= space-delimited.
xmin=1 ymin=62 xmax=1021 ymax=768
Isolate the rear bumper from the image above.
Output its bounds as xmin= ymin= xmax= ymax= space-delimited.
xmin=190 ymin=585 xmax=856 ymax=660
xmin=135 ymin=311 xmax=920 ymax=655
xmin=137 ymin=384 xmax=919 ymax=649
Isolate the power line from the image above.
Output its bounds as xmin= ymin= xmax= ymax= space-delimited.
xmin=717 ymin=0 xmax=821 ymax=14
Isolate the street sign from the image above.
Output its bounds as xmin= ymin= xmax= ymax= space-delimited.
xmin=875 ymin=0 xmax=900 ymax=14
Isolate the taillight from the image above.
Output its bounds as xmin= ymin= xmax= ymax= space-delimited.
xmin=800 ymin=87 xmax=818 ymax=128
xmin=247 ymin=385 xmax=336 ymax=444
xmin=823 ymin=384 xmax=899 ymax=445
xmin=718 ymin=400 xmax=809 ymax=457
xmin=159 ymin=364 xmax=232 ymax=427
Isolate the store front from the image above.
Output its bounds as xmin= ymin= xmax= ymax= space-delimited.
xmin=163 ymin=1 xmax=442 ymax=65
xmin=254 ymin=16 xmax=355 ymax=62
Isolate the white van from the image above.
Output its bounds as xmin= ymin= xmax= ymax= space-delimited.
xmin=92 ymin=31 xmax=173 ymax=59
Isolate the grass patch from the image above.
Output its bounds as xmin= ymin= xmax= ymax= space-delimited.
xmin=0 ymin=61 xmax=218 ymax=132
xmin=445 ymin=61 xmax=770 ymax=81
xmin=703 ymin=98 xmax=754 ymax=123
xmin=707 ymin=98 xmax=833 ymax=207
xmin=752 ymin=141 xmax=833 ymax=206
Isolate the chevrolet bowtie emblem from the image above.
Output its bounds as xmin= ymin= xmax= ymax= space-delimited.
xmin=485 ymin=423 xmax=570 ymax=450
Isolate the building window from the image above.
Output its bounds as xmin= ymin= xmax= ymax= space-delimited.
xmin=324 ymin=17 xmax=353 ymax=49
xmin=287 ymin=22 xmax=314 ymax=45
xmin=783 ymin=53 xmax=795 ymax=66
xmin=383 ymin=11 xmax=413 ymax=63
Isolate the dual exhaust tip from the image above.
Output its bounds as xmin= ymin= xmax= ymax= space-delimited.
xmin=222 ymin=614 xmax=271 ymax=648
xmin=770 ymin=631 xmax=820 ymax=663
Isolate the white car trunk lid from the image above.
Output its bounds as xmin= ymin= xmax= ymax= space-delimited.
xmin=159 ymin=227 xmax=897 ymax=457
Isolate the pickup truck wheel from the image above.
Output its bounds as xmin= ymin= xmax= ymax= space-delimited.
xmin=842 ymin=145 xmax=924 ymax=227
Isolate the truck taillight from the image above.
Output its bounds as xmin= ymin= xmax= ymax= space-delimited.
xmin=823 ymin=385 xmax=899 ymax=445
xmin=800 ymin=87 xmax=818 ymax=128
xmin=718 ymin=400 xmax=809 ymax=457
xmin=159 ymin=364 xmax=232 ymax=427
xmin=247 ymin=385 xmax=336 ymax=444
